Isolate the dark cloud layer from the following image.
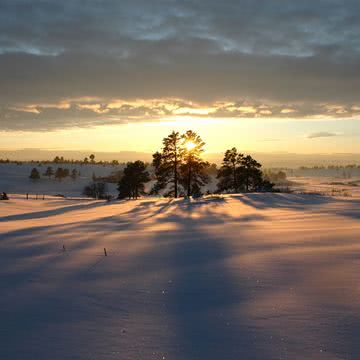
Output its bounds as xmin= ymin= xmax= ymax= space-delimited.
xmin=1 ymin=0 xmax=360 ymax=130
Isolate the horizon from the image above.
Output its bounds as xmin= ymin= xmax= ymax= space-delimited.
xmin=1 ymin=146 xmax=360 ymax=168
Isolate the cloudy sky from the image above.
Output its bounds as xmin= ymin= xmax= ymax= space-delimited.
xmin=0 ymin=0 xmax=359 ymax=154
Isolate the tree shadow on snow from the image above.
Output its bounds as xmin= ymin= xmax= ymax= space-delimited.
xmin=129 ymin=202 xmax=266 ymax=360
xmin=0 ymin=200 xmax=108 ymax=222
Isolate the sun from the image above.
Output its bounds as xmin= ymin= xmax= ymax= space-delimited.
xmin=185 ymin=140 xmax=196 ymax=151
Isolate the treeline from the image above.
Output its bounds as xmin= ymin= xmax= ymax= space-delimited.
xmin=29 ymin=166 xmax=80 ymax=181
xmin=0 ymin=154 xmax=122 ymax=166
xmin=298 ymin=164 xmax=360 ymax=170
xmin=107 ymin=130 xmax=274 ymax=200
xmin=52 ymin=154 xmax=121 ymax=166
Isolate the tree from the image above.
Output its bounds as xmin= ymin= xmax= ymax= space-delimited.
xmin=44 ymin=166 xmax=54 ymax=179
xmin=179 ymin=130 xmax=209 ymax=197
xmin=83 ymin=182 xmax=108 ymax=199
xmin=217 ymin=148 xmax=244 ymax=193
xmin=55 ymin=167 xmax=69 ymax=181
xmin=217 ymin=150 xmax=274 ymax=193
xmin=151 ymin=131 xmax=182 ymax=197
xmin=241 ymin=155 xmax=262 ymax=192
xmin=84 ymin=157 xmax=89 ymax=164
xmin=0 ymin=192 xmax=9 ymax=200
xmin=117 ymin=161 xmax=150 ymax=199
xmin=71 ymin=168 xmax=78 ymax=180
xmin=89 ymin=154 xmax=95 ymax=163
xmin=29 ymin=167 xmax=40 ymax=180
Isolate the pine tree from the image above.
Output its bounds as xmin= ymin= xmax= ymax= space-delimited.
xmin=180 ymin=130 xmax=209 ymax=197
xmin=151 ymin=131 xmax=182 ymax=197
xmin=29 ymin=167 xmax=40 ymax=180
xmin=55 ymin=167 xmax=69 ymax=181
xmin=217 ymin=148 xmax=244 ymax=193
xmin=83 ymin=182 xmax=108 ymax=199
xmin=241 ymin=155 xmax=262 ymax=192
xmin=71 ymin=169 xmax=78 ymax=180
xmin=217 ymin=150 xmax=273 ymax=193
xmin=44 ymin=166 xmax=54 ymax=179
xmin=118 ymin=161 xmax=150 ymax=199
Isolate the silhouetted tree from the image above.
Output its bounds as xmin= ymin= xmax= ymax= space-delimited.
xmin=117 ymin=161 xmax=150 ymax=199
xmin=89 ymin=154 xmax=95 ymax=163
xmin=44 ymin=166 xmax=54 ymax=179
xmin=241 ymin=155 xmax=262 ymax=192
xmin=217 ymin=150 xmax=274 ymax=192
xmin=29 ymin=167 xmax=40 ymax=180
xmin=55 ymin=167 xmax=69 ymax=181
xmin=83 ymin=182 xmax=108 ymax=199
xmin=71 ymin=168 xmax=78 ymax=180
xmin=0 ymin=192 xmax=9 ymax=200
xmin=217 ymin=147 xmax=244 ymax=192
xmin=179 ymin=130 xmax=209 ymax=197
xmin=151 ymin=131 xmax=182 ymax=197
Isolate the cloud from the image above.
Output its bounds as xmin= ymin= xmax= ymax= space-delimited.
xmin=2 ymin=98 xmax=360 ymax=131
xmin=306 ymin=131 xmax=339 ymax=139
xmin=1 ymin=1 xmax=360 ymax=130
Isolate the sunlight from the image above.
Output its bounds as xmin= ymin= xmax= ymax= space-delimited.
xmin=185 ymin=140 xmax=196 ymax=151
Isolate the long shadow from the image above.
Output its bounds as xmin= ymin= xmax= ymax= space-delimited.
xmin=131 ymin=202 xmax=265 ymax=360
xmin=0 ymin=200 xmax=108 ymax=222
xmin=232 ymin=193 xmax=336 ymax=211
xmin=232 ymin=193 xmax=360 ymax=220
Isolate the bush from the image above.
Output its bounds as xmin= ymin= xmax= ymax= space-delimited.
xmin=0 ymin=192 xmax=9 ymax=200
xmin=83 ymin=182 xmax=108 ymax=199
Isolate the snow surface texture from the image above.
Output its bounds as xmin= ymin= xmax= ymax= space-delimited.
xmin=1 ymin=194 xmax=360 ymax=360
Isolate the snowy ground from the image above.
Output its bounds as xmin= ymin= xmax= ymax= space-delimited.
xmin=288 ymin=176 xmax=360 ymax=197
xmin=1 ymin=194 xmax=360 ymax=359
xmin=0 ymin=163 xmax=122 ymax=197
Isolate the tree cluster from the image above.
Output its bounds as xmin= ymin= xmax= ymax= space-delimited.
xmin=29 ymin=166 xmax=79 ymax=181
xmin=151 ymin=130 xmax=209 ymax=198
xmin=217 ymin=148 xmax=274 ymax=193
xmin=83 ymin=182 xmax=109 ymax=200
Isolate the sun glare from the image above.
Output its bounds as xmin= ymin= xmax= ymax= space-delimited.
xmin=185 ymin=140 xmax=196 ymax=151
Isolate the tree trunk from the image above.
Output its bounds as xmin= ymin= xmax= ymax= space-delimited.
xmin=245 ymin=169 xmax=249 ymax=192
xmin=233 ymin=164 xmax=237 ymax=192
xmin=187 ymin=165 xmax=192 ymax=197
xmin=174 ymin=153 xmax=178 ymax=198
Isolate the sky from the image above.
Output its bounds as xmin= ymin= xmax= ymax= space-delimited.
xmin=0 ymin=0 xmax=359 ymax=156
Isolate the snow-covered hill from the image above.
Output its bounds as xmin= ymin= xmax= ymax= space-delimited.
xmin=0 ymin=194 xmax=359 ymax=359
